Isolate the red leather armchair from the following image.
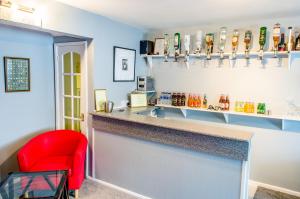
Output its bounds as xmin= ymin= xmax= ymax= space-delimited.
xmin=17 ymin=130 xmax=88 ymax=192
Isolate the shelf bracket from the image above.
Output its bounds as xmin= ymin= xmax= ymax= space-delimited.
xmin=223 ymin=113 xmax=229 ymax=123
xmin=180 ymin=109 xmax=188 ymax=118
xmin=281 ymin=119 xmax=286 ymax=131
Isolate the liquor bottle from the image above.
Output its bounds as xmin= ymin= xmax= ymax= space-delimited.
xmin=205 ymin=33 xmax=214 ymax=60
xmin=244 ymin=30 xmax=252 ymax=59
xmin=231 ymin=29 xmax=239 ymax=59
xmin=188 ymin=94 xmax=192 ymax=107
xmin=182 ymin=93 xmax=186 ymax=106
xmin=235 ymin=101 xmax=239 ymax=112
xmin=219 ymin=27 xmax=227 ymax=59
xmin=278 ymin=33 xmax=286 ymax=51
xmin=225 ymin=95 xmax=230 ymax=111
xmin=258 ymin=27 xmax=267 ymax=60
xmin=196 ymin=96 xmax=201 ymax=108
xmin=287 ymin=27 xmax=295 ymax=52
xmin=195 ymin=30 xmax=203 ymax=54
xmin=193 ymin=95 xmax=197 ymax=107
xmin=203 ymin=94 xmax=208 ymax=109
xmin=184 ymin=35 xmax=191 ymax=63
xmin=163 ymin=33 xmax=170 ymax=62
xmin=174 ymin=33 xmax=181 ymax=61
xmin=177 ymin=93 xmax=181 ymax=106
xmin=295 ymin=31 xmax=300 ymax=51
xmin=219 ymin=95 xmax=225 ymax=110
xmin=171 ymin=93 xmax=176 ymax=106
xmin=272 ymin=23 xmax=281 ymax=57
xmin=244 ymin=102 xmax=248 ymax=113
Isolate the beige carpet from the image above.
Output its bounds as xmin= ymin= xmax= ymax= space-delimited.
xmin=254 ymin=187 xmax=300 ymax=199
xmin=73 ymin=180 xmax=141 ymax=199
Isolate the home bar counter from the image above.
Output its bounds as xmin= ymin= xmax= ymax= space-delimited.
xmin=91 ymin=107 xmax=253 ymax=199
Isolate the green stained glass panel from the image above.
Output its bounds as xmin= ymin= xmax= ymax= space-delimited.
xmin=74 ymin=98 xmax=80 ymax=118
xmin=64 ymin=97 xmax=72 ymax=117
xmin=74 ymin=120 xmax=81 ymax=132
xmin=64 ymin=75 xmax=71 ymax=95
xmin=64 ymin=53 xmax=71 ymax=73
xmin=65 ymin=119 xmax=72 ymax=130
xmin=73 ymin=75 xmax=80 ymax=96
xmin=73 ymin=53 xmax=81 ymax=73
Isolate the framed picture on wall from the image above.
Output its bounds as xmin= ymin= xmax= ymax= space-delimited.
xmin=94 ymin=89 xmax=107 ymax=112
xmin=4 ymin=57 xmax=30 ymax=92
xmin=113 ymin=46 xmax=136 ymax=82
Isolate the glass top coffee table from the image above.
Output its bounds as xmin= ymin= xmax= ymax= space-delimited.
xmin=0 ymin=170 xmax=68 ymax=199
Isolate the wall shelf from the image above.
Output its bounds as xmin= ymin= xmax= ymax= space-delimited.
xmin=142 ymin=51 xmax=300 ymax=69
xmin=155 ymin=104 xmax=300 ymax=131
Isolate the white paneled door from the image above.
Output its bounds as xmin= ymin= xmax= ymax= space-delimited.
xmin=55 ymin=42 xmax=88 ymax=133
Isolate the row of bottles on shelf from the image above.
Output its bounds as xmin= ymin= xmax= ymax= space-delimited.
xmin=146 ymin=23 xmax=300 ymax=62
xmin=157 ymin=92 xmax=268 ymax=115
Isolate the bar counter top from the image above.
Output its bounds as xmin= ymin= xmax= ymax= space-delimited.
xmin=91 ymin=107 xmax=253 ymax=161
xmin=91 ymin=107 xmax=252 ymax=142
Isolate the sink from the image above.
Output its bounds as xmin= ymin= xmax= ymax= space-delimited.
xmin=135 ymin=108 xmax=166 ymax=118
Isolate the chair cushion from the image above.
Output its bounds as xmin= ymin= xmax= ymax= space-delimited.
xmin=30 ymin=156 xmax=73 ymax=176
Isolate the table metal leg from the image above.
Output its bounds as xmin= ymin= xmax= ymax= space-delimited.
xmin=8 ymin=178 xmax=14 ymax=199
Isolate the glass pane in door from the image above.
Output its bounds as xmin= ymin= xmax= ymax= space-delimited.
xmin=64 ymin=97 xmax=72 ymax=117
xmin=73 ymin=98 xmax=80 ymax=119
xmin=62 ymin=52 xmax=82 ymax=131
xmin=74 ymin=120 xmax=81 ymax=132
xmin=73 ymin=75 xmax=80 ymax=96
xmin=73 ymin=53 xmax=81 ymax=73
xmin=65 ymin=119 xmax=72 ymax=130
xmin=64 ymin=76 xmax=71 ymax=95
xmin=64 ymin=53 xmax=71 ymax=73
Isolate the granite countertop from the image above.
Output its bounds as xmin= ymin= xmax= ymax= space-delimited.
xmin=91 ymin=107 xmax=253 ymax=142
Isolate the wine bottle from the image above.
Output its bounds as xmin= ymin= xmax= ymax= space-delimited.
xmin=258 ymin=27 xmax=267 ymax=60
xmin=287 ymin=27 xmax=295 ymax=52
xmin=195 ymin=30 xmax=203 ymax=54
xmin=273 ymin=23 xmax=281 ymax=57
xmin=295 ymin=31 xmax=300 ymax=51
xmin=278 ymin=33 xmax=286 ymax=51
xmin=244 ymin=30 xmax=252 ymax=59
xmin=205 ymin=33 xmax=214 ymax=60
xmin=219 ymin=27 xmax=227 ymax=59
xmin=164 ymin=33 xmax=169 ymax=62
xmin=174 ymin=33 xmax=181 ymax=61
xmin=184 ymin=34 xmax=190 ymax=63
xmin=231 ymin=29 xmax=239 ymax=59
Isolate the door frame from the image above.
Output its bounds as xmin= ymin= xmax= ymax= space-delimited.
xmin=54 ymin=41 xmax=88 ymax=135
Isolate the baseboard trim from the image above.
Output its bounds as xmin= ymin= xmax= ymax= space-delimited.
xmin=86 ymin=176 xmax=152 ymax=199
xmin=249 ymin=180 xmax=300 ymax=197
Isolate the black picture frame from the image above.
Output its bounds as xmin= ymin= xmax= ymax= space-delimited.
xmin=4 ymin=57 xmax=31 ymax=92
xmin=113 ymin=46 xmax=136 ymax=82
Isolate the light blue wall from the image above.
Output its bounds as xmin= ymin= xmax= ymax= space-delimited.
xmin=40 ymin=1 xmax=147 ymax=177
xmin=0 ymin=1 xmax=147 ymax=179
xmin=44 ymin=1 xmax=147 ymax=107
xmin=0 ymin=25 xmax=55 ymax=178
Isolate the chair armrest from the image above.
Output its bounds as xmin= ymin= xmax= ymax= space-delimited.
xmin=17 ymin=138 xmax=44 ymax=171
xmin=72 ymin=136 xmax=88 ymax=175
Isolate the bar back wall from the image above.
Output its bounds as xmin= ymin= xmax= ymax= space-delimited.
xmin=146 ymin=15 xmax=300 ymax=192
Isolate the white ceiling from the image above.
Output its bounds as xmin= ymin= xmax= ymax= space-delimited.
xmin=54 ymin=0 xmax=300 ymax=30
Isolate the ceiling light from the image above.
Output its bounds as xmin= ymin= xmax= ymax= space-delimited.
xmin=0 ymin=0 xmax=12 ymax=8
